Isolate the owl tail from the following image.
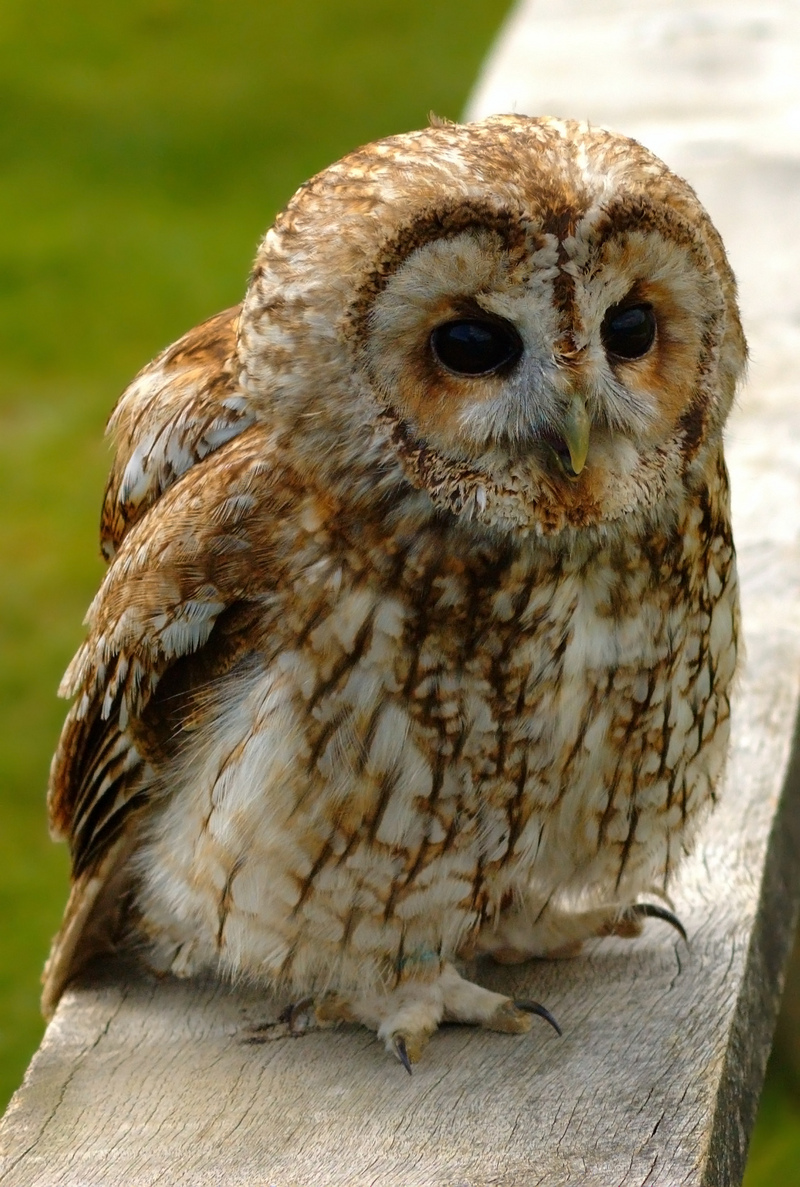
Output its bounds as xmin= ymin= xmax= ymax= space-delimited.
xmin=41 ymin=832 xmax=137 ymax=1020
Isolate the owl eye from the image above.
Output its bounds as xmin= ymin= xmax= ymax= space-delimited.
xmin=601 ymin=302 xmax=656 ymax=360
xmin=430 ymin=318 xmax=523 ymax=376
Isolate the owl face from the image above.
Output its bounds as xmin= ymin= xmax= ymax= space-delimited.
xmin=239 ymin=116 xmax=745 ymax=538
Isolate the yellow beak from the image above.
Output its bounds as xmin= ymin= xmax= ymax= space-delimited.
xmin=561 ymin=393 xmax=590 ymax=477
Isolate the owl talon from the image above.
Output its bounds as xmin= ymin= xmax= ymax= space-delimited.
xmin=278 ymin=996 xmax=316 ymax=1033
xmin=483 ymin=998 xmax=561 ymax=1036
xmin=630 ymin=902 xmax=688 ymax=943
xmin=392 ymin=1034 xmax=414 ymax=1075
xmin=514 ymin=999 xmax=562 ymax=1036
xmin=385 ymin=1028 xmax=432 ymax=1070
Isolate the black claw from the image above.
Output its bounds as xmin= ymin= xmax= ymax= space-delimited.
xmin=278 ymin=996 xmax=315 ymax=1033
xmin=634 ymin=902 xmax=688 ymax=943
xmin=514 ymin=999 xmax=562 ymax=1037
xmin=394 ymin=1035 xmax=413 ymax=1075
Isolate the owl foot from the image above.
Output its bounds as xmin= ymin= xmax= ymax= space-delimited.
xmin=242 ymin=996 xmax=336 ymax=1044
xmin=349 ymin=961 xmax=560 ymax=1072
xmin=242 ymin=969 xmax=560 ymax=1068
xmin=477 ymin=898 xmax=687 ymax=963
xmin=278 ymin=996 xmax=318 ymax=1033
xmin=603 ymin=901 xmax=687 ymax=942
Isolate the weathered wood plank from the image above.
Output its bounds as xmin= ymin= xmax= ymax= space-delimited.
xmin=2 ymin=2 xmax=800 ymax=1184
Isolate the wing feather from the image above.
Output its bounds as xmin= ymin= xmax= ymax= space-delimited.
xmin=100 ymin=304 xmax=254 ymax=559
xmin=45 ymin=333 xmax=283 ymax=1011
xmin=50 ymin=424 xmax=282 ymax=846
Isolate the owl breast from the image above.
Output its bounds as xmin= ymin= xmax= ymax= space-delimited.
xmin=135 ymin=458 xmax=737 ymax=996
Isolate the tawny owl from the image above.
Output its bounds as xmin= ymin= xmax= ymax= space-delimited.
xmin=43 ymin=115 xmax=744 ymax=1071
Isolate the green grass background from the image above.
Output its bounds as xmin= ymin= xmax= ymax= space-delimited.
xmin=0 ymin=1 xmax=797 ymax=1179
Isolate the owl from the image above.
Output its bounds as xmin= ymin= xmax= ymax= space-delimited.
xmin=43 ymin=115 xmax=745 ymax=1071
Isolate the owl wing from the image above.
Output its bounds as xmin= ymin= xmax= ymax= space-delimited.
xmin=100 ymin=304 xmax=254 ymax=560
xmin=43 ymin=319 xmax=281 ymax=1015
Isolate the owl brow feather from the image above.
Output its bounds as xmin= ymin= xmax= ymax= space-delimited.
xmin=346 ymin=199 xmax=528 ymax=341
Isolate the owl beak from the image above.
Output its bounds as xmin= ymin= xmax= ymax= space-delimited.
xmin=558 ymin=393 xmax=590 ymax=477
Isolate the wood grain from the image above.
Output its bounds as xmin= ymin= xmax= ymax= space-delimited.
xmin=2 ymin=2 xmax=800 ymax=1183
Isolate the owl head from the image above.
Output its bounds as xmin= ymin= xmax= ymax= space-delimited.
xmin=238 ymin=115 xmax=746 ymax=541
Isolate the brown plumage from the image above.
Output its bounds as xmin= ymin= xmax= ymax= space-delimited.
xmin=44 ymin=115 xmax=745 ymax=1067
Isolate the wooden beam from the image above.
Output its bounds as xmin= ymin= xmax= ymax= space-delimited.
xmin=3 ymin=2 xmax=800 ymax=1183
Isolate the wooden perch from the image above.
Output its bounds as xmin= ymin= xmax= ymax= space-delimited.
xmin=2 ymin=1 xmax=799 ymax=1183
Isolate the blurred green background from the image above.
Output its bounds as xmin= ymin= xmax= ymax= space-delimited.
xmin=0 ymin=1 xmax=797 ymax=1180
